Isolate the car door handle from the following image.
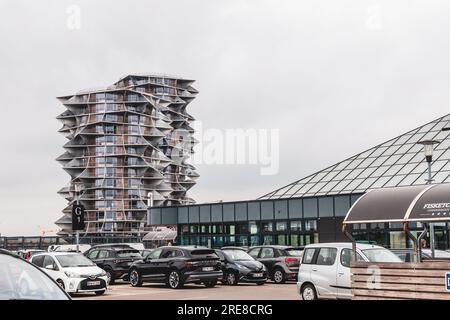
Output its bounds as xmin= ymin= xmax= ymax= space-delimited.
xmin=312 ymin=268 xmax=318 ymax=271
xmin=338 ymin=272 xmax=344 ymax=276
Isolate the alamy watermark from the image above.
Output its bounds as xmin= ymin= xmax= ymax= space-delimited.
xmin=366 ymin=265 xmax=381 ymax=290
xmin=66 ymin=5 xmax=81 ymax=30
xmin=366 ymin=5 xmax=383 ymax=30
xmin=169 ymin=122 xmax=280 ymax=176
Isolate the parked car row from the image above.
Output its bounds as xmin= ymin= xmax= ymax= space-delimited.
xmin=4 ymin=240 xmax=449 ymax=300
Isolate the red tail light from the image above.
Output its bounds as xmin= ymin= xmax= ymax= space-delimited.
xmin=25 ymin=252 xmax=30 ymax=260
xmin=285 ymin=257 xmax=299 ymax=263
xmin=184 ymin=260 xmax=194 ymax=267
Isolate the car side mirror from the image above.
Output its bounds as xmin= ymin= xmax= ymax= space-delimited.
xmin=45 ymin=264 xmax=55 ymax=270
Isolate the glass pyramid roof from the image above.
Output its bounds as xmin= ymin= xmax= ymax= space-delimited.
xmin=259 ymin=114 xmax=450 ymax=200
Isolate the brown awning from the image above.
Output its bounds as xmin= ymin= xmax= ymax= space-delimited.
xmin=407 ymin=183 xmax=450 ymax=222
xmin=343 ymin=184 xmax=445 ymax=224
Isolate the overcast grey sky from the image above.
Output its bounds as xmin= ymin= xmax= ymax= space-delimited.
xmin=1 ymin=0 xmax=450 ymax=235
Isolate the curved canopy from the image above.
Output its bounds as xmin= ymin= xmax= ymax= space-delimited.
xmin=344 ymin=184 xmax=450 ymax=224
xmin=143 ymin=228 xmax=177 ymax=241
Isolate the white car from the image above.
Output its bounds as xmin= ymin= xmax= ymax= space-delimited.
xmin=48 ymin=244 xmax=91 ymax=254
xmin=297 ymin=242 xmax=402 ymax=300
xmin=30 ymin=252 xmax=108 ymax=295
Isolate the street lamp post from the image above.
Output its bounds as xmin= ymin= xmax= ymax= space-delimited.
xmin=417 ymin=140 xmax=440 ymax=258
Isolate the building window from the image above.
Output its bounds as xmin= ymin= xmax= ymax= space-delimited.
xmin=276 ymin=222 xmax=287 ymax=232
xmin=235 ymin=223 xmax=248 ymax=235
xmin=128 ymin=115 xmax=139 ymax=123
xmin=334 ymin=195 xmax=350 ymax=217
xmin=95 ymin=125 xmax=104 ymax=134
xmin=353 ymin=223 xmax=367 ymax=230
xmin=290 ymin=221 xmax=302 ymax=232
xmin=105 ymin=114 xmax=118 ymax=122
xmin=181 ymin=225 xmax=189 ymax=235
xmin=249 ymin=222 xmax=258 ymax=235
xmin=95 ymin=167 xmax=105 ymax=176
xmin=105 ymin=125 xmax=117 ymax=134
xmin=106 ymin=103 xmax=117 ymax=111
xmin=303 ymin=198 xmax=318 ymax=218
xmin=96 ymin=104 xmax=105 ymax=113
xmin=305 ymin=220 xmax=317 ymax=231
xmin=95 ymin=93 xmax=106 ymax=102
xmin=318 ymin=197 xmax=334 ymax=217
xmin=261 ymin=222 xmax=273 ymax=233
xmin=288 ymin=199 xmax=302 ymax=218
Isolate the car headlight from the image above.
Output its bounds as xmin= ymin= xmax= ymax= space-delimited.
xmin=100 ymin=269 xmax=107 ymax=276
xmin=64 ymin=271 xmax=80 ymax=278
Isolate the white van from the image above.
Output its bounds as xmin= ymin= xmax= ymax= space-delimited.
xmin=297 ymin=242 xmax=401 ymax=300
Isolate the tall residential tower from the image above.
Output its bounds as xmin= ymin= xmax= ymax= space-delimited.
xmin=55 ymin=74 xmax=199 ymax=242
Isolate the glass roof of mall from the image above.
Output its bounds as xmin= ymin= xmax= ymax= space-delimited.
xmin=259 ymin=114 xmax=450 ymax=200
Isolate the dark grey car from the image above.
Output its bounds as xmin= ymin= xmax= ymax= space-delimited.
xmin=84 ymin=245 xmax=142 ymax=284
xmin=248 ymin=245 xmax=303 ymax=284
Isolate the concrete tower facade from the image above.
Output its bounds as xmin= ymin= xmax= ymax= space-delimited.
xmin=56 ymin=74 xmax=199 ymax=242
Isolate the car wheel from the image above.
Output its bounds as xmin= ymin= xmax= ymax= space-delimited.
xmin=95 ymin=290 xmax=106 ymax=296
xmin=301 ymin=284 xmax=318 ymax=300
xmin=56 ymin=279 xmax=65 ymax=290
xmin=129 ymin=269 xmax=143 ymax=287
xmin=225 ymin=272 xmax=238 ymax=285
xmin=167 ymin=270 xmax=183 ymax=289
xmin=204 ymin=280 xmax=217 ymax=288
xmin=273 ymin=269 xmax=286 ymax=284
xmin=105 ymin=269 xmax=115 ymax=285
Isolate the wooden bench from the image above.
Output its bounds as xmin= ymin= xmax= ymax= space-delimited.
xmin=351 ymin=260 xmax=450 ymax=300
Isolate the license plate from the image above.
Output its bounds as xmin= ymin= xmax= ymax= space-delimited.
xmin=253 ymin=273 xmax=263 ymax=278
xmin=202 ymin=267 xmax=214 ymax=272
xmin=87 ymin=280 xmax=101 ymax=286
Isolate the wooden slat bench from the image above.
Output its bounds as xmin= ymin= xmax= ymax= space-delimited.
xmin=351 ymin=260 xmax=450 ymax=300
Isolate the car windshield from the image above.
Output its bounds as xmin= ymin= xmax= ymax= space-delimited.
xmin=55 ymin=254 xmax=95 ymax=268
xmin=422 ymin=249 xmax=450 ymax=258
xmin=285 ymin=249 xmax=303 ymax=256
xmin=117 ymin=250 xmax=141 ymax=258
xmin=223 ymin=250 xmax=254 ymax=261
xmin=362 ymin=248 xmax=402 ymax=263
xmin=142 ymin=250 xmax=153 ymax=259
xmin=29 ymin=251 xmax=44 ymax=257
xmin=0 ymin=254 xmax=69 ymax=300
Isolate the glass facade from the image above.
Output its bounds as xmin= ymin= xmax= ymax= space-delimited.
xmin=151 ymin=195 xmax=359 ymax=247
xmin=151 ymin=198 xmax=450 ymax=249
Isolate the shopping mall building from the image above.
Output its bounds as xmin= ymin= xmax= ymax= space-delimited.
xmin=149 ymin=114 xmax=450 ymax=249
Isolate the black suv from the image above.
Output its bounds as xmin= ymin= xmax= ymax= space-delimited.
xmin=215 ymin=248 xmax=267 ymax=285
xmin=248 ymin=245 xmax=303 ymax=284
xmin=84 ymin=244 xmax=142 ymax=284
xmin=128 ymin=246 xmax=222 ymax=289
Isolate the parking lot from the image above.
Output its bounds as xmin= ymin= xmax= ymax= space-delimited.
xmin=73 ymin=282 xmax=299 ymax=300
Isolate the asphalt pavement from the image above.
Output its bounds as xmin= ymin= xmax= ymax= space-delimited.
xmin=73 ymin=281 xmax=299 ymax=300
